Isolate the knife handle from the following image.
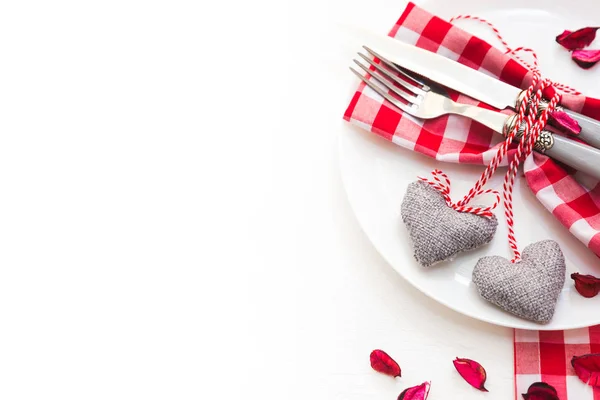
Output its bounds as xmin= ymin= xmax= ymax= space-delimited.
xmin=561 ymin=109 xmax=600 ymax=150
xmin=544 ymin=133 xmax=600 ymax=180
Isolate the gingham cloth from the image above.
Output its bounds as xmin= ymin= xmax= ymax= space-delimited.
xmin=343 ymin=3 xmax=600 ymax=399
xmin=514 ymin=328 xmax=600 ymax=399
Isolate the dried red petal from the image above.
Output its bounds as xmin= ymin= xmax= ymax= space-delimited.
xmin=550 ymin=110 xmax=582 ymax=135
xmin=398 ymin=382 xmax=430 ymax=400
xmin=572 ymin=353 xmax=600 ymax=386
xmin=556 ymin=30 xmax=573 ymax=44
xmin=556 ymin=27 xmax=600 ymax=50
xmin=522 ymin=382 xmax=560 ymax=400
xmin=370 ymin=349 xmax=401 ymax=377
xmin=453 ymin=357 xmax=488 ymax=391
xmin=571 ymin=273 xmax=600 ymax=298
xmin=572 ymin=49 xmax=600 ymax=69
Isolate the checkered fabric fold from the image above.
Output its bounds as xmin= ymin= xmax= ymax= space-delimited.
xmin=515 ymin=328 xmax=600 ymax=399
xmin=343 ymin=1 xmax=600 ymax=257
xmin=343 ymin=3 xmax=600 ymax=399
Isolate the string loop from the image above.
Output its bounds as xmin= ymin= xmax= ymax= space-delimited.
xmin=418 ymin=169 xmax=500 ymax=218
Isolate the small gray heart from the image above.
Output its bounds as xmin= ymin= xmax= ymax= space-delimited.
xmin=401 ymin=181 xmax=498 ymax=267
xmin=472 ymin=240 xmax=566 ymax=323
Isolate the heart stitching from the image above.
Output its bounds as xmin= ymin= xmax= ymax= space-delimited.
xmin=472 ymin=239 xmax=566 ymax=323
xmin=401 ymin=181 xmax=498 ymax=267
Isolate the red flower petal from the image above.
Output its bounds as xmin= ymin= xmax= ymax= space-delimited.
xmin=556 ymin=27 xmax=600 ymax=50
xmin=453 ymin=357 xmax=488 ymax=391
xmin=370 ymin=349 xmax=401 ymax=377
xmin=522 ymin=382 xmax=560 ymax=400
xmin=550 ymin=110 xmax=582 ymax=135
xmin=556 ymin=30 xmax=573 ymax=45
xmin=398 ymin=382 xmax=431 ymax=400
xmin=572 ymin=353 xmax=600 ymax=386
xmin=572 ymin=49 xmax=600 ymax=69
xmin=571 ymin=273 xmax=600 ymax=298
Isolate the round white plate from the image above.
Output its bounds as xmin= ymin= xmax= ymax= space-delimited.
xmin=339 ymin=0 xmax=600 ymax=330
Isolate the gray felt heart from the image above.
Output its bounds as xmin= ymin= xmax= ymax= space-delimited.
xmin=472 ymin=240 xmax=565 ymax=323
xmin=400 ymin=181 xmax=498 ymax=267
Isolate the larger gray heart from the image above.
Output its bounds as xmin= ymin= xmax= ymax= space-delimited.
xmin=401 ymin=181 xmax=498 ymax=267
xmin=472 ymin=240 xmax=566 ymax=323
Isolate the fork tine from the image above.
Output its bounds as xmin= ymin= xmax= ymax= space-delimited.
xmin=362 ymin=46 xmax=430 ymax=90
xmin=357 ymin=53 xmax=425 ymax=97
xmin=349 ymin=67 xmax=415 ymax=114
xmin=352 ymin=59 xmax=420 ymax=105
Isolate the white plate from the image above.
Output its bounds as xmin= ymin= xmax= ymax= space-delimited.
xmin=339 ymin=0 xmax=600 ymax=330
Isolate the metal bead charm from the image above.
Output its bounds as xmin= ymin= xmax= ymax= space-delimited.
xmin=534 ymin=131 xmax=555 ymax=153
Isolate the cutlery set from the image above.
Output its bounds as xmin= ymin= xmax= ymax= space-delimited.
xmin=349 ymin=33 xmax=600 ymax=180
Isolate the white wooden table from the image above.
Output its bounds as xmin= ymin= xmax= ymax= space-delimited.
xmin=0 ymin=0 xmax=515 ymax=398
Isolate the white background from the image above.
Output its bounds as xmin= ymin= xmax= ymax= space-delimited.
xmin=0 ymin=0 xmax=516 ymax=399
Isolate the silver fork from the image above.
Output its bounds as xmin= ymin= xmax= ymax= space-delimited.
xmin=350 ymin=46 xmax=600 ymax=180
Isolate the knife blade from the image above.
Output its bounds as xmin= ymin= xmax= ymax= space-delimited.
xmin=354 ymin=27 xmax=600 ymax=149
xmin=353 ymin=26 xmax=522 ymax=109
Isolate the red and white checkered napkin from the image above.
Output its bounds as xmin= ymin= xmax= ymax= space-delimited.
xmin=343 ymin=2 xmax=600 ymax=399
xmin=515 ymin=328 xmax=600 ymax=399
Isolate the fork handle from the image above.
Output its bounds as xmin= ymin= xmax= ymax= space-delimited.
xmin=500 ymin=113 xmax=600 ymax=179
xmin=533 ymin=99 xmax=600 ymax=150
xmin=544 ymin=134 xmax=600 ymax=180
xmin=450 ymin=106 xmax=600 ymax=177
xmin=560 ymin=109 xmax=600 ymax=150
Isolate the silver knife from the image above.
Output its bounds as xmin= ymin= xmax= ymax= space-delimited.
xmin=357 ymin=28 xmax=600 ymax=149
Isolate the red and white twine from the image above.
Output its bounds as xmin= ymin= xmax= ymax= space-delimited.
xmin=419 ymin=16 xmax=567 ymax=262
xmin=418 ymin=169 xmax=500 ymax=218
